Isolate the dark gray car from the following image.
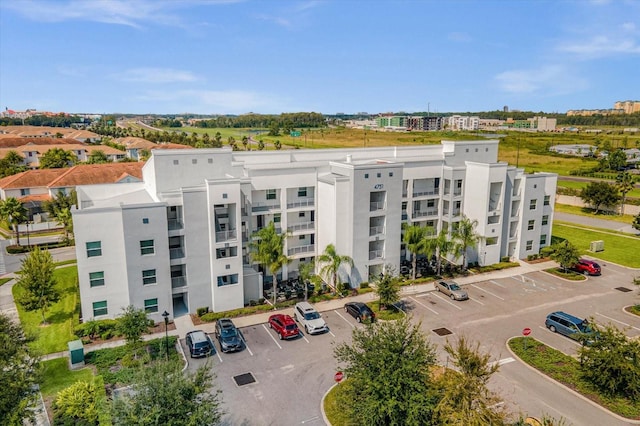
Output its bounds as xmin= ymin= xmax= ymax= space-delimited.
xmin=214 ymin=318 xmax=243 ymax=353
xmin=435 ymin=280 xmax=469 ymax=301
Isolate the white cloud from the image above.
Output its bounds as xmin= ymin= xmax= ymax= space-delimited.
xmin=558 ymin=35 xmax=640 ymax=59
xmin=112 ymin=68 xmax=201 ymax=83
xmin=447 ymin=32 xmax=471 ymax=43
xmin=254 ymin=0 xmax=323 ymax=29
xmin=494 ymin=65 xmax=588 ymax=96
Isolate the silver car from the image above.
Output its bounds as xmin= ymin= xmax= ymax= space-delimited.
xmin=435 ymin=280 xmax=468 ymax=301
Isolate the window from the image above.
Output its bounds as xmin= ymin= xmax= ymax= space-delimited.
xmin=298 ymin=212 xmax=305 ymax=218
xmin=142 ymin=218 xmax=149 ymax=224
xmin=86 ymin=241 xmax=102 ymax=257
xmin=274 ymin=213 xmax=281 ymax=223
xmin=377 ymin=173 xmax=381 ymax=178
xmin=173 ymin=160 xmax=179 ymax=165
xmin=223 ymin=193 xmax=228 ymax=199
xmin=144 ymin=298 xmax=159 ymax=313
xmin=542 ymin=215 xmax=549 ymax=226
xmin=20 ymin=188 xmax=30 ymax=196
xmin=526 ymin=240 xmax=533 ymax=251
xmin=298 ymin=187 xmax=307 ymax=197
xmin=92 ymin=300 xmax=108 ymax=316
xmin=486 ymin=237 xmax=498 ymax=245
xmin=540 ymin=234 xmax=547 ymax=245
xmin=465 ymin=148 xmax=469 ymax=153
xmin=192 ymin=159 xmax=197 ymax=164
xmin=389 ymin=172 xmax=393 ymax=177
xmin=266 ymin=189 xmax=276 ymax=200
xmin=544 ymin=195 xmax=550 ymax=206
xmin=89 ymin=271 xmax=105 ymax=287
xmin=142 ymin=269 xmax=157 ymax=285
xmin=364 ymin=173 xmax=369 ymax=179
xmin=529 ymin=199 xmax=537 ymax=210
xmin=299 ymin=235 xmax=305 ymax=240
xmin=140 ymin=240 xmax=155 ymax=255
xmin=217 ymin=274 xmax=239 ymax=287
xmin=528 ymin=220 xmax=535 ymax=230
xmin=208 ymin=158 xmax=213 ymax=164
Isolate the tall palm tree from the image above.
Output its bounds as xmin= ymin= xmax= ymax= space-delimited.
xmin=425 ymin=228 xmax=453 ymax=276
xmin=615 ymin=171 xmax=635 ymax=215
xmin=249 ymin=222 xmax=290 ymax=309
xmin=317 ymin=244 xmax=354 ymax=292
xmin=0 ymin=197 xmax=27 ymax=246
xmin=402 ymin=223 xmax=428 ymax=280
xmin=453 ymin=215 xmax=482 ymax=269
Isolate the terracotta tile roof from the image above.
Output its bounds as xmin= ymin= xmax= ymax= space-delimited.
xmin=48 ymin=162 xmax=144 ymax=187
xmin=0 ymin=169 xmax=67 ymax=189
xmin=0 ymin=126 xmax=98 ymax=140
xmin=154 ymin=143 xmax=193 ymax=150
xmin=0 ymin=144 xmax=125 ymax=157
xmin=18 ymin=193 xmax=51 ymax=203
xmin=0 ymin=137 xmax=82 ymax=148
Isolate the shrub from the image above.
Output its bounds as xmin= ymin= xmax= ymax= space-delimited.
xmin=500 ymin=256 xmax=510 ymax=263
xmin=196 ymin=307 xmax=209 ymax=317
xmin=248 ymin=300 xmax=257 ymax=306
xmin=52 ymin=380 xmax=100 ymax=425
xmin=74 ymin=319 xmax=119 ymax=339
xmin=258 ymin=298 xmax=265 ymax=304
xmin=540 ymin=246 xmax=554 ymax=257
xmin=360 ymin=281 xmax=369 ymax=289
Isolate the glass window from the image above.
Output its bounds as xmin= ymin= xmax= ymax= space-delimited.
xmin=86 ymin=241 xmax=102 ymax=257
xmin=540 ymin=234 xmax=547 ymax=245
xmin=266 ymin=189 xmax=276 ymax=200
xmin=542 ymin=215 xmax=549 ymax=226
xmin=92 ymin=300 xmax=107 ymax=316
xmin=529 ymin=199 xmax=537 ymax=210
xmin=298 ymin=212 xmax=305 ymax=218
xmin=544 ymin=195 xmax=550 ymax=206
xmin=528 ymin=220 xmax=535 ymax=230
xmin=142 ymin=269 xmax=157 ymax=285
xmin=20 ymin=188 xmax=30 ymax=196
xmin=173 ymin=160 xmax=179 ymax=165
xmin=192 ymin=159 xmax=197 ymax=164
xmin=217 ymin=274 xmax=239 ymax=287
xmin=89 ymin=271 xmax=104 ymax=287
xmin=526 ymin=240 xmax=533 ymax=250
xmin=364 ymin=173 xmax=369 ymax=179
xmin=274 ymin=214 xmax=281 ymax=223
xmin=486 ymin=237 xmax=498 ymax=245
xmin=140 ymin=240 xmax=155 ymax=255
xmin=298 ymin=187 xmax=307 ymax=197
xmin=144 ymin=298 xmax=159 ymax=313
xmin=389 ymin=172 xmax=393 ymax=177
xmin=377 ymin=173 xmax=381 ymax=178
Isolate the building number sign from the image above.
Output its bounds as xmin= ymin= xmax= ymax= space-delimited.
xmin=374 ymin=184 xmax=384 ymax=189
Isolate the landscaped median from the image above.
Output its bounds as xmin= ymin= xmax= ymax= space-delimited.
xmin=507 ymin=337 xmax=640 ymax=421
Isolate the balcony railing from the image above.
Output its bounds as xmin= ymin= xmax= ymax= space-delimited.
xmin=369 ymin=201 xmax=385 ymax=211
xmin=169 ymin=247 xmax=185 ymax=259
xmin=171 ymin=276 xmax=187 ymax=288
xmin=287 ymin=222 xmax=315 ymax=232
xmin=412 ymin=209 xmax=438 ymax=218
xmin=369 ymin=249 xmax=383 ymax=260
xmin=369 ymin=225 xmax=385 ymax=236
xmin=453 ymin=189 xmax=462 ymax=196
xmin=216 ymin=229 xmax=237 ymax=242
xmin=288 ymin=244 xmax=315 ymax=256
xmin=412 ymin=190 xmax=438 ymax=197
xmin=167 ymin=219 xmax=183 ymax=230
xmin=287 ymin=198 xmax=315 ymax=209
xmin=252 ymin=202 xmax=280 ymax=212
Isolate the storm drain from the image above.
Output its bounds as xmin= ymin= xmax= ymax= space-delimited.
xmin=432 ymin=327 xmax=453 ymax=336
xmin=233 ymin=372 xmax=256 ymax=387
xmin=615 ymin=287 xmax=633 ymax=293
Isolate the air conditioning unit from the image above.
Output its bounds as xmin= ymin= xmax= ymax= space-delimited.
xmin=589 ymin=240 xmax=604 ymax=252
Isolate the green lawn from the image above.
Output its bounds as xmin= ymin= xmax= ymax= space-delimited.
xmin=366 ymin=301 xmax=405 ymax=321
xmin=552 ymin=221 xmax=640 ymax=267
xmin=323 ymin=381 xmax=355 ymax=426
xmin=13 ymin=266 xmax=80 ymax=355
xmin=160 ymin=126 xmax=265 ymax=139
xmin=39 ymin=357 xmax=94 ymax=397
xmin=0 ymin=277 xmax=12 ymax=286
xmin=557 ymin=180 xmax=640 ymax=198
xmin=554 ymin=203 xmax=637 ymax=224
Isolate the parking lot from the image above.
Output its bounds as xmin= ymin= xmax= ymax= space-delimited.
xmin=180 ymin=260 xmax=640 ymax=425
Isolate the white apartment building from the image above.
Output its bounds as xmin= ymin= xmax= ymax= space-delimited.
xmin=446 ymin=115 xmax=480 ymax=131
xmin=72 ymin=141 xmax=556 ymax=322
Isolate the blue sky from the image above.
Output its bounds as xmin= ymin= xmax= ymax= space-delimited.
xmin=1 ymin=0 xmax=639 ymax=115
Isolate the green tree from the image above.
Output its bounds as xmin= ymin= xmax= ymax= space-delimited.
xmin=0 ymin=197 xmax=27 ymax=245
xmin=43 ymin=190 xmax=77 ymax=242
xmin=633 ymin=212 xmax=640 ymax=232
xmin=110 ymin=362 xmax=224 ymax=426
xmin=117 ymin=305 xmax=151 ymax=356
xmin=214 ymin=132 xmax=222 ymax=146
xmin=578 ymin=323 xmax=640 ymax=401
xmin=333 ymin=316 xmax=438 ymax=426
xmin=317 ymin=243 xmax=354 ymax=292
xmin=249 ymin=222 xmax=290 ymax=308
xmin=87 ymin=149 xmax=110 ymax=164
xmin=53 ymin=380 xmax=101 ymax=425
xmin=374 ymin=265 xmax=401 ymax=311
xmin=242 ymin=135 xmax=249 ymax=150
xmin=426 ymin=228 xmax=454 ymax=276
xmin=580 ymin=181 xmax=621 ymax=214
xmin=298 ymin=259 xmax=315 ymax=301
xmin=274 ymin=139 xmax=282 ymax=150
xmin=550 ymin=240 xmax=581 ymax=273
xmin=615 ymin=171 xmax=635 ymax=215
xmin=402 ymin=223 xmax=429 ymax=280
xmin=268 ymin=122 xmax=280 ymax=136
xmin=0 ymin=150 xmax=27 ymax=178
xmin=258 ymin=139 xmax=265 ymax=150
xmin=0 ymin=313 xmax=40 ymax=425
xmin=15 ymin=247 xmax=59 ymax=324
xmin=453 ymin=215 xmax=482 ymax=269
xmin=433 ymin=336 xmax=507 ymax=425
xmin=39 ymin=148 xmax=77 ymax=168
xmin=606 ymin=149 xmax=628 ymax=171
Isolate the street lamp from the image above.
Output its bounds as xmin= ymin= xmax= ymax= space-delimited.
xmin=162 ymin=310 xmax=169 ymax=361
xmin=25 ymin=221 xmax=31 ymax=250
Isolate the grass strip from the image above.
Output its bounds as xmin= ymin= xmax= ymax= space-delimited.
xmin=39 ymin=357 xmax=94 ymax=397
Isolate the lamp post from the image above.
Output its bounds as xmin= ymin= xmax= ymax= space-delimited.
xmin=26 ymin=221 xmax=31 ymax=250
xmin=162 ymin=310 xmax=169 ymax=361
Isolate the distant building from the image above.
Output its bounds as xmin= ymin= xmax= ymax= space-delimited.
xmin=503 ymin=117 xmax=556 ymax=132
xmin=446 ymin=115 xmax=479 ymax=131
xmin=503 ymin=106 xmax=509 ymax=112
xmin=566 ymin=108 xmax=623 ymax=116
xmin=614 ymin=100 xmax=640 ymax=114
xmin=548 ymin=144 xmax=595 ymax=157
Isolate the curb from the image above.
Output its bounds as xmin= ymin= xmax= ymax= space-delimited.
xmin=320 ymin=382 xmax=338 ymax=426
xmin=505 ymin=336 xmax=640 ymax=424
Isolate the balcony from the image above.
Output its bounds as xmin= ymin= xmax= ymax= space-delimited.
xmin=288 ymin=244 xmax=315 ymax=256
xmin=369 ymin=225 xmax=385 ymax=236
xmin=171 ymin=276 xmax=187 ymax=288
xmin=370 ymin=201 xmax=385 ymax=212
xmin=453 ymin=189 xmax=462 ymax=196
xmin=169 ymin=247 xmax=185 ymax=259
xmin=412 ymin=209 xmax=438 ymax=219
xmin=252 ymin=202 xmax=280 ymax=212
xmin=369 ymin=249 xmax=383 ymax=260
xmin=412 ymin=190 xmax=438 ymax=197
xmin=287 ymin=222 xmax=315 ymax=232
xmin=167 ymin=219 xmax=183 ymax=230
xmin=216 ymin=229 xmax=237 ymax=242
xmin=287 ymin=198 xmax=315 ymax=209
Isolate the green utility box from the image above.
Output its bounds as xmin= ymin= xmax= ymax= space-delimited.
xmin=68 ymin=339 xmax=85 ymax=369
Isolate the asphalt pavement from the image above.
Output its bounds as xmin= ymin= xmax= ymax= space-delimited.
xmin=554 ymin=211 xmax=639 ymax=235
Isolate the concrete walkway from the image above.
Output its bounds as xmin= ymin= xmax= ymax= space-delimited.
xmin=555 ymin=211 xmax=639 ymax=235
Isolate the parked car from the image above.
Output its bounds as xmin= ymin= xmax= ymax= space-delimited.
xmin=435 ymin=280 xmax=469 ymax=301
xmin=294 ymin=301 xmax=329 ymax=335
xmin=545 ymin=311 xmax=597 ymax=344
xmin=185 ymin=330 xmax=215 ymax=358
xmin=571 ymin=259 xmax=601 ymax=276
xmin=344 ymin=302 xmax=376 ymax=323
xmin=214 ymin=318 xmax=243 ymax=352
xmin=268 ymin=314 xmax=300 ymax=340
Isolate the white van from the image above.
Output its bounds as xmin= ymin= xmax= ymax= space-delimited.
xmin=294 ymin=301 xmax=329 ymax=335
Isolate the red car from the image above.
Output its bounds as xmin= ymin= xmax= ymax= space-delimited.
xmin=268 ymin=314 xmax=300 ymax=340
xmin=571 ymin=259 xmax=601 ymax=276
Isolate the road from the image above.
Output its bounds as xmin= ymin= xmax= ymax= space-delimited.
xmin=555 ymin=212 xmax=639 ymax=235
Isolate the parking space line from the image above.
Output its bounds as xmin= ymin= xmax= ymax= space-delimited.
xmin=334 ymin=310 xmax=356 ymax=328
xmin=538 ymin=325 xmax=582 ymax=347
xmin=431 ymin=292 xmax=463 ymax=310
xmin=471 ymin=284 xmax=505 ymax=300
xmin=241 ymin=335 xmax=254 ymax=356
xmin=470 ymin=297 xmax=484 ymax=306
xmin=261 ymin=324 xmax=283 ymax=349
xmin=300 ymin=333 xmax=310 ymax=343
xmin=329 ymin=330 xmax=336 ymax=337
xmin=215 ymin=349 xmax=223 ymax=363
xmin=596 ymin=312 xmax=640 ymax=331
xmin=408 ymin=296 xmax=439 ymax=315
xmin=489 ymin=280 xmax=505 ymax=288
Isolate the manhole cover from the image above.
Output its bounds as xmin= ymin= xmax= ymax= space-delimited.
xmin=615 ymin=287 xmax=632 ymax=293
xmin=233 ymin=372 xmax=256 ymax=386
xmin=432 ymin=327 xmax=452 ymax=336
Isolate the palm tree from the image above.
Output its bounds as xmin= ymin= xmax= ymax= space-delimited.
xmin=0 ymin=197 xmax=27 ymax=246
xmin=615 ymin=171 xmax=635 ymax=215
xmin=298 ymin=259 xmax=315 ymax=301
xmin=425 ymin=228 xmax=453 ymax=276
xmin=249 ymin=222 xmax=290 ymax=309
xmin=242 ymin=136 xmax=249 ymax=151
xmin=402 ymin=223 xmax=428 ymax=280
xmin=317 ymin=244 xmax=354 ymax=292
xmin=453 ymin=216 xmax=482 ymax=269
